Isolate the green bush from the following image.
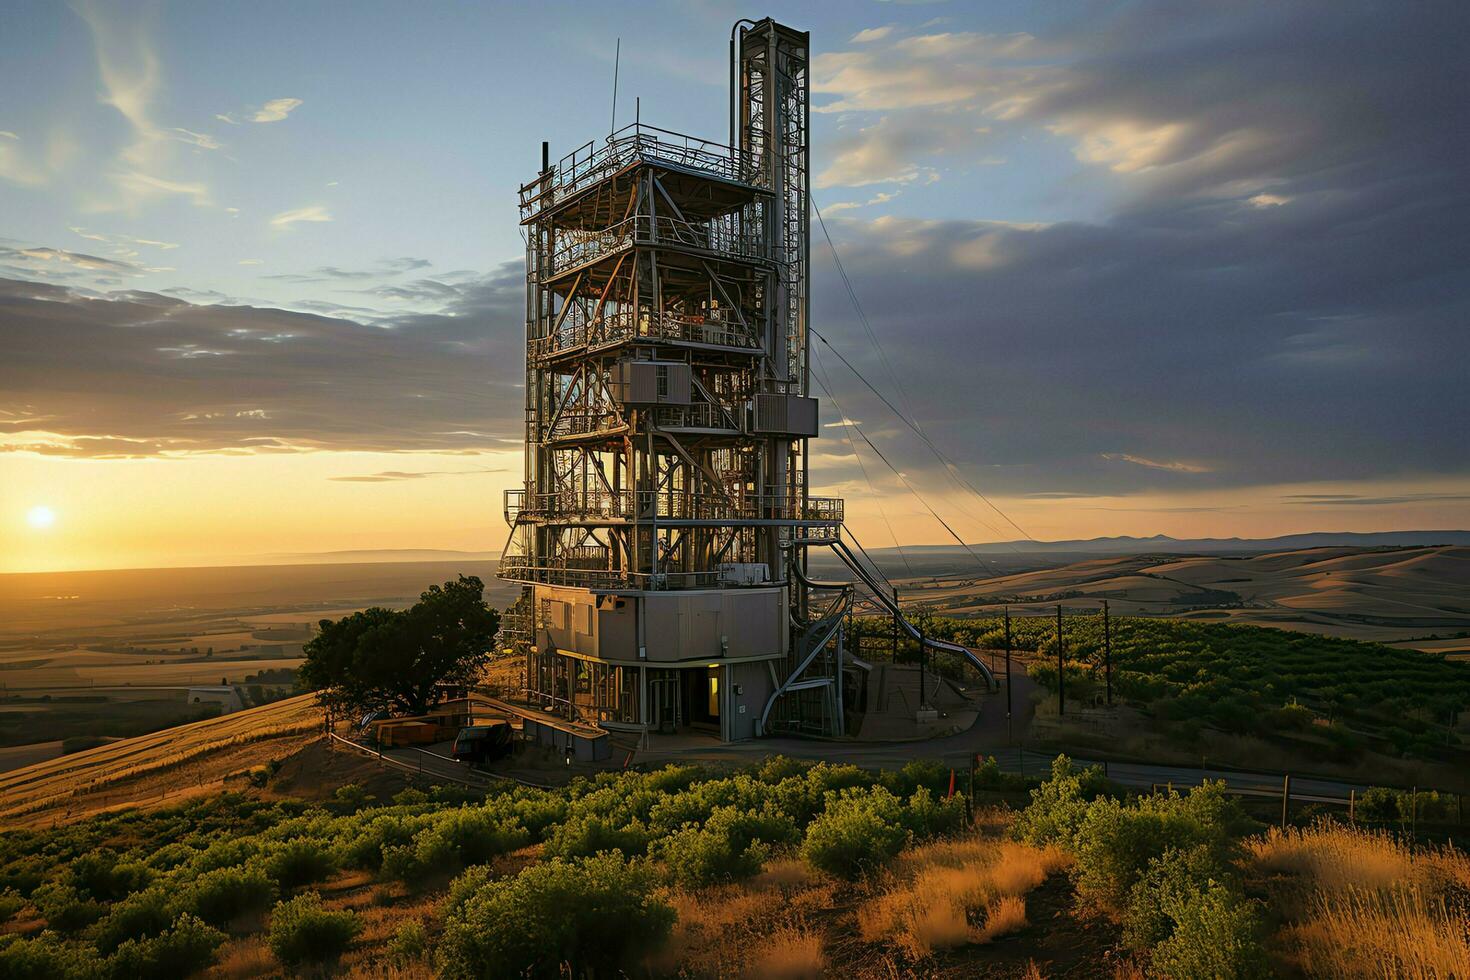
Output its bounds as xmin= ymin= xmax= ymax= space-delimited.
xmin=104 ymin=913 xmax=224 ymax=980
xmin=1149 ymin=881 xmax=1269 ymax=979
xmin=182 ymin=866 xmax=276 ymax=926
xmin=392 ymin=787 xmax=429 ymax=806
xmin=0 ymin=888 xmax=25 ymax=922
xmin=1072 ymin=782 xmax=1244 ymax=910
xmin=800 ymin=786 xmax=909 ymax=878
xmin=412 ymin=809 xmax=530 ymax=874
xmin=901 ymin=787 xmax=967 ymax=840
xmin=30 ymin=883 xmax=103 ymax=932
xmin=387 ymin=919 xmax=429 ymax=965
xmin=1122 ymin=846 xmax=1232 ymax=950
xmin=0 ymin=932 xmax=102 ymax=980
xmin=92 ymin=887 xmax=173 ymax=954
xmin=542 ymin=813 xmax=653 ymax=859
xmin=266 ymin=892 xmax=360 ymax=966
xmin=333 ymin=784 xmax=373 ymax=810
xmin=437 ymin=852 xmax=673 ymax=980
xmin=1011 ymin=755 xmax=1101 ymax=849
xmin=655 ymin=805 xmax=795 ymax=887
xmin=259 ymin=839 xmax=337 ymax=889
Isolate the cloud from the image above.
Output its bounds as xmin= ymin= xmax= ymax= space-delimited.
xmin=168 ymin=127 xmax=221 ymax=150
xmin=0 ymin=132 xmax=17 ymax=140
xmin=270 ymin=205 xmax=332 ymax=227
xmin=1102 ymin=454 xmax=1211 ymax=474
xmin=0 ymin=261 xmax=525 ymax=457
xmin=851 ymin=26 xmax=894 ymax=43
xmin=1283 ymin=492 xmax=1470 ymax=507
xmin=328 ymin=468 xmax=505 ymax=483
xmin=238 ymin=259 xmax=263 ymax=266
xmin=251 ymin=98 xmax=302 ymax=123
xmin=70 ymin=227 xmax=180 ymax=251
xmin=71 ymin=0 xmax=213 ymax=210
xmin=0 ymin=246 xmax=144 ymax=279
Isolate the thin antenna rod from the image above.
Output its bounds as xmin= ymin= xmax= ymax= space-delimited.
xmin=610 ymin=38 xmax=621 ymax=137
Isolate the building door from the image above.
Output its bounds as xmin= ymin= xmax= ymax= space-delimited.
xmin=649 ymin=670 xmax=679 ymax=734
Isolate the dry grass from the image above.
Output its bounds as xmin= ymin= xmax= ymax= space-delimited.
xmin=649 ymin=876 xmax=818 ymax=978
xmin=974 ymin=895 xmax=1028 ymax=943
xmin=745 ymin=924 xmax=827 ymax=979
xmin=213 ymin=936 xmax=274 ymax=978
xmin=1249 ymin=822 xmax=1470 ymax=978
xmin=856 ymin=835 xmax=1065 ymax=959
xmin=1285 ymin=887 xmax=1470 ymax=979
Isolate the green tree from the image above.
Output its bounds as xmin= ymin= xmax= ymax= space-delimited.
xmin=299 ymin=576 xmax=498 ymax=716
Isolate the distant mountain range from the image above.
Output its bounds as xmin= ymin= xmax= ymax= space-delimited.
xmin=862 ymin=530 xmax=1470 ymax=557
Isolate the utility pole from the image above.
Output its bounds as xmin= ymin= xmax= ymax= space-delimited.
xmin=1056 ymin=604 xmax=1065 ymax=717
xmin=1103 ymin=599 xmax=1112 ymax=706
xmin=1004 ymin=606 xmax=1013 ymax=743
xmin=918 ymin=611 xmax=927 ymax=710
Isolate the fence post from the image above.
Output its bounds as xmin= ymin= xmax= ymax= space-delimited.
xmin=1281 ymin=774 xmax=1291 ymax=829
xmin=1411 ymin=785 xmax=1417 ymax=841
xmin=1349 ymin=788 xmax=1356 ymax=825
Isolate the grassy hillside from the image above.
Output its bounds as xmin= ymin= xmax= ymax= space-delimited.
xmin=886 ymin=545 xmax=1470 ymax=644
xmin=0 ymin=756 xmax=1464 ymax=977
xmin=0 ymin=695 xmax=321 ymax=828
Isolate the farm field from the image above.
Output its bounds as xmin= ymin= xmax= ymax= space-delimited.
xmin=858 ymin=545 xmax=1470 ymax=645
xmin=0 ymin=560 xmax=511 ymax=755
xmin=0 ymin=694 xmax=322 ymax=828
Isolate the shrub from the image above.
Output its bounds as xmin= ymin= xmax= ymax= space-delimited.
xmin=333 ymin=784 xmax=373 ymax=810
xmin=93 ymin=887 xmax=174 ymax=954
xmin=0 ymin=932 xmax=102 ymax=980
xmin=260 ymin=839 xmax=336 ymax=889
xmin=655 ymin=805 xmax=795 ymax=887
xmin=1011 ymin=756 xmax=1100 ymax=849
xmin=29 ymin=883 xmax=103 ymax=932
xmin=542 ymin=813 xmax=653 ymax=859
xmin=266 ymin=892 xmax=360 ymax=966
xmin=800 ymin=786 xmax=909 ymax=879
xmin=1122 ymin=846 xmax=1231 ymax=950
xmin=191 ymin=838 xmax=258 ymax=874
xmin=387 ymin=919 xmax=429 ymax=964
xmin=902 ymin=787 xmax=967 ymax=840
xmin=1149 ymin=881 xmax=1269 ymax=979
xmin=0 ymin=888 xmax=25 ymax=922
xmin=105 ymin=913 xmax=225 ymax=980
xmin=69 ymin=851 xmax=152 ymax=903
xmin=393 ymin=787 xmax=429 ymax=806
xmin=412 ymin=809 xmax=530 ymax=875
xmin=183 ymin=866 xmax=277 ymax=926
xmin=438 ymin=852 xmax=673 ymax=980
xmin=1071 ymin=782 xmax=1243 ymax=910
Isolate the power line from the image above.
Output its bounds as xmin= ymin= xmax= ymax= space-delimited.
xmin=811 ymin=345 xmax=914 ymax=577
xmin=811 ymin=198 xmax=1037 ymax=544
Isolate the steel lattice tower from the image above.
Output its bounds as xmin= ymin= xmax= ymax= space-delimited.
xmin=497 ymin=19 xmax=850 ymax=740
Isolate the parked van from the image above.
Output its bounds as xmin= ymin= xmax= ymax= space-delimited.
xmin=452 ymin=721 xmax=513 ymax=765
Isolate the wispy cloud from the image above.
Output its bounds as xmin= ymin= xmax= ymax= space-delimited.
xmin=216 ymin=97 xmax=303 ymax=126
xmin=0 ymin=131 xmax=17 ymax=141
xmin=270 ymin=204 xmax=332 ymax=227
xmin=1101 ymin=453 xmax=1211 ymax=474
xmin=328 ymin=468 xmax=505 ymax=483
xmin=72 ymin=0 xmax=213 ymax=210
xmin=168 ymin=127 xmax=221 ymax=150
xmin=251 ymin=98 xmax=302 ymax=123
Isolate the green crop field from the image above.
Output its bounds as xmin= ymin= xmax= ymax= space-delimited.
xmin=856 ymin=615 xmax=1470 ymax=763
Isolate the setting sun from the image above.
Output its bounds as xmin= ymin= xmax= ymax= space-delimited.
xmin=26 ymin=505 xmax=56 ymax=529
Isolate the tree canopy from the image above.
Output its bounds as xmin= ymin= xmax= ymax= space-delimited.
xmin=300 ymin=576 xmax=498 ymax=717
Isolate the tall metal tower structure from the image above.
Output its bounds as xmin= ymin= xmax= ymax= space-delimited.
xmin=497 ymin=18 xmax=853 ymax=739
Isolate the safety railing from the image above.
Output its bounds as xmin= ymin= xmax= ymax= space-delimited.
xmin=507 ymin=487 xmax=843 ymax=525
xmin=539 ymin=214 xmax=768 ymax=281
xmin=532 ymin=309 xmax=761 ymax=360
xmin=520 ymin=123 xmax=763 ymax=218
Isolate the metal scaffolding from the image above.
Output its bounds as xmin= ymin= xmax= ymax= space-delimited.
xmin=497 ymin=19 xmax=848 ymax=737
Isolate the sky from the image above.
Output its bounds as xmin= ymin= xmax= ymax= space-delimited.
xmin=2 ymin=0 xmax=1468 ymax=573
